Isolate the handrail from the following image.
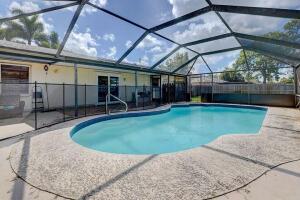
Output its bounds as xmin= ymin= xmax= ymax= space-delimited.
xmin=296 ymin=94 xmax=300 ymax=108
xmin=105 ymin=94 xmax=128 ymax=114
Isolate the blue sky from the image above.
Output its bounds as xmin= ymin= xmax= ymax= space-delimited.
xmin=0 ymin=0 xmax=299 ymax=73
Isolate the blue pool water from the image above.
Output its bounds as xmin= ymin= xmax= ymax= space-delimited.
xmin=71 ymin=105 xmax=266 ymax=155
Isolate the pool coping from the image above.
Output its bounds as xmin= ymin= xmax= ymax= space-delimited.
xmin=9 ymin=103 xmax=300 ymax=200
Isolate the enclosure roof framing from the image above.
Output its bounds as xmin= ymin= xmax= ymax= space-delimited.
xmin=173 ymin=55 xmax=200 ymax=73
xmin=0 ymin=1 xmax=80 ymax=23
xmin=211 ymin=4 xmax=300 ymax=19
xmin=0 ymin=45 xmax=176 ymax=76
xmin=0 ymin=0 xmax=299 ymax=76
xmin=244 ymin=46 xmax=300 ymax=64
xmin=189 ymin=65 xmax=294 ymax=76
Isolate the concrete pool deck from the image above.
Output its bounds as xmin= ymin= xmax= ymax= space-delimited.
xmin=7 ymin=104 xmax=300 ymax=199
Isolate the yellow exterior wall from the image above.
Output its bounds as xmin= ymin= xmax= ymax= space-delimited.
xmin=0 ymin=59 xmax=152 ymax=111
xmin=0 ymin=59 xmax=151 ymax=86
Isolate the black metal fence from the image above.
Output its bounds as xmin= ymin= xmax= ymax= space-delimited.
xmin=0 ymin=78 xmax=296 ymax=139
xmin=0 ymin=82 xmax=188 ymax=133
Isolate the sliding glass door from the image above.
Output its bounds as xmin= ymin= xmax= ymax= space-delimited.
xmin=110 ymin=76 xmax=119 ymax=101
xmin=98 ymin=76 xmax=108 ymax=102
xmin=98 ymin=76 xmax=119 ymax=103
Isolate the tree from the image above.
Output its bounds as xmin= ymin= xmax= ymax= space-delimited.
xmin=283 ymin=19 xmax=300 ymax=42
xmin=220 ymin=68 xmax=245 ymax=82
xmin=35 ymin=32 xmax=51 ymax=47
xmin=280 ymin=76 xmax=294 ymax=84
xmin=5 ymin=8 xmax=45 ymax=45
xmin=35 ymin=31 xmax=59 ymax=49
xmin=163 ymin=52 xmax=189 ymax=72
xmin=252 ymin=54 xmax=281 ymax=83
xmin=49 ymin=31 xmax=59 ymax=49
xmin=222 ymin=19 xmax=299 ymax=83
xmin=3 ymin=9 xmax=60 ymax=49
xmin=229 ymin=51 xmax=282 ymax=83
xmin=0 ymin=22 xmax=6 ymax=40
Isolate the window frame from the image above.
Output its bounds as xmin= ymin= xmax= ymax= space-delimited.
xmin=0 ymin=63 xmax=30 ymax=95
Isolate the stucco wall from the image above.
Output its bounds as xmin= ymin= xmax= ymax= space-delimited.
xmin=0 ymin=59 xmax=152 ymax=110
xmin=0 ymin=59 xmax=151 ymax=85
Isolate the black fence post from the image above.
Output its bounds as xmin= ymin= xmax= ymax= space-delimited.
xmin=160 ymin=75 xmax=162 ymax=105
xmin=63 ymin=83 xmax=65 ymax=121
xmin=34 ymin=81 xmax=37 ymax=130
xmin=247 ymin=71 xmax=251 ymax=105
xmin=125 ymin=85 xmax=127 ymax=103
xmin=143 ymin=85 xmax=145 ymax=109
xmin=45 ymin=82 xmax=49 ymax=111
xmin=168 ymin=75 xmax=170 ymax=104
xmin=75 ymin=83 xmax=78 ymax=118
xmin=150 ymin=85 xmax=153 ymax=107
xmin=84 ymin=84 xmax=87 ymax=116
xmin=199 ymin=76 xmax=201 ymax=102
xmin=185 ymin=76 xmax=188 ymax=102
xmin=211 ymin=73 xmax=214 ymax=103
xmin=174 ymin=76 xmax=177 ymax=102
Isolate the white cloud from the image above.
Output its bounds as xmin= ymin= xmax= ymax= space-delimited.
xmin=47 ymin=17 xmax=53 ymax=22
xmin=65 ymin=31 xmax=98 ymax=57
xmin=169 ymin=0 xmax=300 ymax=20
xmin=125 ymin=40 xmax=133 ymax=48
xmin=204 ymin=50 xmax=241 ymax=68
xmin=159 ymin=12 xmax=172 ymax=22
xmin=9 ymin=1 xmax=40 ymax=13
xmin=38 ymin=15 xmax=53 ymax=34
xmin=166 ymin=12 xmax=230 ymax=44
xmin=168 ymin=0 xmax=208 ymax=18
xmin=125 ymin=55 xmax=150 ymax=66
xmin=90 ymin=0 xmax=108 ymax=7
xmin=149 ymin=46 xmax=162 ymax=53
xmin=140 ymin=55 xmax=149 ymax=66
xmin=167 ymin=0 xmax=300 ymax=40
xmin=189 ymin=37 xmax=240 ymax=54
xmin=96 ymin=35 xmax=102 ymax=40
xmin=137 ymin=35 xmax=163 ymax=49
xmin=106 ymin=46 xmax=117 ymax=59
xmin=221 ymin=13 xmax=283 ymax=35
xmin=151 ymin=43 xmax=178 ymax=64
xmin=80 ymin=0 xmax=108 ymax=15
xmin=81 ymin=6 xmax=97 ymax=16
xmin=103 ymin=33 xmax=115 ymax=42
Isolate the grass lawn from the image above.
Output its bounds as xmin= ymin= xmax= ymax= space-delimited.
xmin=191 ymin=96 xmax=201 ymax=102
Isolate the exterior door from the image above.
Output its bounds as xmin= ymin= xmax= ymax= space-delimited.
xmin=110 ymin=76 xmax=119 ymax=101
xmin=151 ymin=76 xmax=160 ymax=101
xmin=98 ymin=76 xmax=108 ymax=102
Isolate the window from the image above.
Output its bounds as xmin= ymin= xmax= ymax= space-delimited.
xmin=1 ymin=64 xmax=29 ymax=94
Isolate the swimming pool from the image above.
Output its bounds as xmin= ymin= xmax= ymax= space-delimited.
xmin=71 ymin=105 xmax=267 ymax=155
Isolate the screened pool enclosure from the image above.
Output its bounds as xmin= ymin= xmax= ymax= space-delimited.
xmin=0 ymin=0 xmax=299 ymax=131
